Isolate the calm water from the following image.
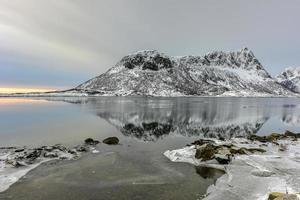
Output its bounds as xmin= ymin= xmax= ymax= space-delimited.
xmin=1 ymin=97 xmax=300 ymax=200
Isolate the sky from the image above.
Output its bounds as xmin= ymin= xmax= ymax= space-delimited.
xmin=1 ymin=0 xmax=300 ymax=91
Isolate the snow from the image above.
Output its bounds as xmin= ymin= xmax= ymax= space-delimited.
xmin=276 ymin=66 xmax=300 ymax=94
xmin=164 ymin=138 xmax=300 ymax=200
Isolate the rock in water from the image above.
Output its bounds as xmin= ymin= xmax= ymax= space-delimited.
xmin=84 ymin=138 xmax=100 ymax=145
xmin=103 ymin=137 xmax=119 ymax=145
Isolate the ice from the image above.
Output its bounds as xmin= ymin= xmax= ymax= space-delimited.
xmin=164 ymin=138 xmax=300 ymax=200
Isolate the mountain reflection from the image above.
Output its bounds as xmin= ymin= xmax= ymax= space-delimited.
xmin=45 ymin=97 xmax=300 ymax=141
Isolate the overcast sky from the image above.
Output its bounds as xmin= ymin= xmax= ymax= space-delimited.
xmin=1 ymin=0 xmax=300 ymax=89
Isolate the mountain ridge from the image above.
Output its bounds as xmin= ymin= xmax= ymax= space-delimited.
xmin=75 ymin=48 xmax=295 ymax=97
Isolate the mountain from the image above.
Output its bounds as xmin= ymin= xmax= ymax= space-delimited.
xmin=276 ymin=67 xmax=300 ymax=93
xmin=74 ymin=48 xmax=295 ymax=97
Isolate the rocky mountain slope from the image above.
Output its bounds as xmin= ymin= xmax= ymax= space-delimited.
xmin=276 ymin=67 xmax=300 ymax=93
xmin=74 ymin=48 xmax=295 ymax=97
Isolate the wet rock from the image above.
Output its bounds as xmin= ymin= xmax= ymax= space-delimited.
xmin=269 ymin=192 xmax=285 ymax=200
xmin=84 ymin=138 xmax=100 ymax=145
xmin=68 ymin=149 xmax=77 ymax=154
xmin=268 ymin=192 xmax=299 ymax=200
xmin=76 ymin=146 xmax=88 ymax=152
xmin=103 ymin=137 xmax=119 ymax=145
xmin=195 ymin=144 xmax=215 ymax=161
xmin=26 ymin=150 xmax=42 ymax=161
xmin=191 ymin=139 xmax=215 ymax=146
xmin=14 ymin=148 xmax=25 ymax=153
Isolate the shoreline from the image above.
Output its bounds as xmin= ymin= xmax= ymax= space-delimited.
xmin=0 ymin=137 xmax=118 ymax=193
xmin=164 ymin=133 xmax=300 ymax=200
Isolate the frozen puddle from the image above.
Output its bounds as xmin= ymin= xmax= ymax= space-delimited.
xmin=164 ymin=138 xmax=300 ymax=200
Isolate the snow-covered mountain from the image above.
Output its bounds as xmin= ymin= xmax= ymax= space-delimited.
xmin=276 ymin=67 xmax=300 ymax=93
xmin=75 ymin=48 xmax=295 ymax=97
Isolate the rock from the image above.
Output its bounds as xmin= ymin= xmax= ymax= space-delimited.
xmin=191 ymin=139 xmax=215 ymax=146
xmin=84 ymin=138 xmax=100 ymax=145
xmin=284 ymin=130 xmax=300 ymax=139
xmin=246 ymin=148 xmax=266 ymax=153
xmin=44 ymin=152 xmax=58 ymax=158
xmin=195 ymin=144 xmax=215 ymax=161
xmin=230 ymin=147 xmax=247 ymax=155
xmin=248 ymin=134 xmax=268 ymax=143
xmin=14 ymin=148 xmax=25 ymax=153
xmin=215 ymin=154 xmax=231 ymax=164
xmin=268 ymin=192 xmax=299 ymax=200
xmin=266 ymin=133 xmax=282 ymax=142
xmin=274 ymin=194 xmax=299 ymax=200
xmin=269 ymin=192 xmax=285 ymax=200
xmin=68 ymin=149 xmax=77 ymax=154
xmin=103 ymin=137 xmax=119 ymax=145
xmin=76 ymin=146 xmax=88 ymax=152
xmin=53 ymin=144 xmax=67 ymax=152
xmin=26 ymin=150 xmax=42 ymax=161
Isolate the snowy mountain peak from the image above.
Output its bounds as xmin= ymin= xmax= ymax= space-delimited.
xmin=75 ymin=48 xmax=295 ymax=97
xmin=276 ymin=67 xmax=300 ymax=93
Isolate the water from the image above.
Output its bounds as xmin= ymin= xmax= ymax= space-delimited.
xmin=0 ymin=97 xmax=300 ymax=200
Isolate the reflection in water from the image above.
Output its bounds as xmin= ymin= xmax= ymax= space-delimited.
xmin=47 ymin=97 xmax=300 ymax=141
xmin=195 ymin=166 xmax=224 ymax=180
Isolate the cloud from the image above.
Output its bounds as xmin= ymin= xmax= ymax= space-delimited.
xmin=0 ymin=0 xmax=300 ymax=88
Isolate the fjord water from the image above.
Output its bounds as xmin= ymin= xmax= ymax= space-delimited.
xmin=1 ymin=97 xmax=300 ymax=200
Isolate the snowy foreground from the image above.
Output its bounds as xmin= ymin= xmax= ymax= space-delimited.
xmin=164 ymin=138 xmax=300 ymax=200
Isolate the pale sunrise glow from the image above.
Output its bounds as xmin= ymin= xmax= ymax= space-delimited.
xmin=0 ymin=98 xmax=48 ymax=105
xmin=0 ymin=87 xmax=55 ymax=94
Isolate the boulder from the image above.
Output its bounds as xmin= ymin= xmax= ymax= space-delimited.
xmin=268 ymin=192 xmax=299 ymax=200
xmin=103 ymin=137 xmax=119 ymax=145
xmin=84 ymin=138 xmax=100 ymax=145
xmin=195 ymin=144 xmax=215 ymax=161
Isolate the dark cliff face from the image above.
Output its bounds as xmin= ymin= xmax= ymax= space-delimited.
xmin=75 ymin=48 xmax=295 ymax=97
xmin=120 ymin=51 xmax=173 ymax=71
